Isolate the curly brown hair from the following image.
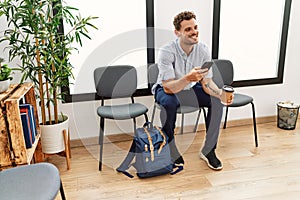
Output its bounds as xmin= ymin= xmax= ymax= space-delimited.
xmin=173 ymin=11 xmax=196 ymax=31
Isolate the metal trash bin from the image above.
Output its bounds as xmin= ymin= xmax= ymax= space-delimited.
xmin=277 ymin=101 xmax=299 ymax=130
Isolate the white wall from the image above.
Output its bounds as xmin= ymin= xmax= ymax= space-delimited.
xmin=61 ymin=0 xmax=300 ymax=140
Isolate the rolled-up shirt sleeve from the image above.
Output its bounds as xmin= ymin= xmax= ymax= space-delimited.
xmin=157 ymin=47 xmax=175 ymax=81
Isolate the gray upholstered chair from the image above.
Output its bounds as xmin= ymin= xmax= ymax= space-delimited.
xmin=94 ymin=65 xmax=149 ymax=171
xmin=148 ymin=63 xmax=207 ymax=134
xmin=0 ymin=162 xmax=66 ymax=200
xmin=213 ymin=59 xmax=258 ymax=147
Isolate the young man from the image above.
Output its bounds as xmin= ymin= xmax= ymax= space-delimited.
xmin=152 ymin=11 xmax=233 ymax=170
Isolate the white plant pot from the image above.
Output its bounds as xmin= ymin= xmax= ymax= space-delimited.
xmin=40 ymin=115 xmax=69 ymax=154
xmin=0 ymin=79 xmax=10 ymax=93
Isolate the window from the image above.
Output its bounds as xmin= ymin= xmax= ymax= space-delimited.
xmin=62 ymin=0 xmax=147 ymax=98
xmin=212 ymin=0 xmax=292 ymax=87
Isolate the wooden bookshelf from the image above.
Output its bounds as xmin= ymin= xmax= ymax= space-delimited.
xmin=0 ymin=82 xmax=43 ymax=169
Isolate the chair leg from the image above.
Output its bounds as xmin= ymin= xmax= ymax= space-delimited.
xmin=202 ymin=108 xmax=208 ymax=130
xmin=180 ymin=113 xmax=184 ymax=134
xmin=251 ymin=102 xmax=258 ymax=147
xmin=133 ymin=118 xmax=137 ymax=134
xmin=99 ymin=117 xmax=105 ymax=171
xmin=151 ymin=104 xmax=156 ymax=123
xmin=144 ymin=113 xmax=149 ymax=123
xmin=60 ymin=180 xmax=66 ymax=200
xmin=193 ymin=109 xmax=202 ymax=133
xmin=223 ymin=106 xmax=229 ymax=129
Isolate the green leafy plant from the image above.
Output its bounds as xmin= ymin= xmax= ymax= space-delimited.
xmin=0 ymin=57 xmax=13 ymax=81
xmin=0 ymin=0 xmax=98 ymax=124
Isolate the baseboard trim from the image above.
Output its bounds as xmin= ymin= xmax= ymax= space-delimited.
xmin=69 ymin=115 xmax=280 ymax=148
xmin=70 ymin=133 xmax=133 ymax=148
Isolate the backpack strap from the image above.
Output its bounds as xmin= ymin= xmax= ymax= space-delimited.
xmin=116 ymin=140 xmax=136 ymax=178
xmin=155 ymin=126 xmax=167 ymax=154
xmin=170 ymin=164 xmax=184 ymax=175
xmin=116 ymin=169 xmax=134 ymax=178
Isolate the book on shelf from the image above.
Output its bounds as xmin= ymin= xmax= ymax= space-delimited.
xmin=20 ymin=112 xmax=33 ymax=148
xmin=19 ymin=104 xmax=37 ymax=140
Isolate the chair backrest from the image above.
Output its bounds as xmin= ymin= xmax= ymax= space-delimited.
xmin=0 ymin=162 xmax=64 ymax=200
xmin=212 ymin=59 xmax=234 ymax=87
xmin=147 ymin=61 xmax=234 ymax=88
xmin=94 ymin=65 xmax=137 ymax=98
xmin=148 ymin=63 xmax=159 ymax=89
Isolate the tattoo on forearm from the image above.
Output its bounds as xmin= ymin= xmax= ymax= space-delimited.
xmin=205 ymin=83 xmax=220 ymax=96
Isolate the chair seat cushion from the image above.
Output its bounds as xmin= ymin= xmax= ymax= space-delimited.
xmin=176 ymin=105 xmax=199 ymax=113
xmin=230 ymin=93 xmax=253 ymax=107
xmin=155 ymin=103 xmax=199 ymax=114
xmin=97 ymin=103 xmax=148 ymax=120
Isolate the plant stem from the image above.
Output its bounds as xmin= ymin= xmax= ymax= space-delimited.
xmin=49 ymin=32 xmax=59 ymax=124
xmin=35 ymin=37 xmax=46 ymax=125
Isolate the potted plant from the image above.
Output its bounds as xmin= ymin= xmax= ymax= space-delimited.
xmin=0 ymin=0 xmax=97 ymax=154
xmin=0 ymin=57 xmax=13 ymax=93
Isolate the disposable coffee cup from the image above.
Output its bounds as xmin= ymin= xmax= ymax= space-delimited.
xmin=221 ymin=85 xmax=234 ymax=105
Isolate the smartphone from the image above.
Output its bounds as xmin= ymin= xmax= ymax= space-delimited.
xmin=201 ymin=61 xmax=214 ymax=70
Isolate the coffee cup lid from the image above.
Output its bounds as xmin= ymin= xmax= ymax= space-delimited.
xmin=222 ymin=85 xmax=234 ymax=92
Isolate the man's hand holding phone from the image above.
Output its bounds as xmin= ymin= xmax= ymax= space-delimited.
xmin=195 ymin=61 xmax=214 ymax=81
xmin=195 ymin=61 xmax=214 ymax=73
xmin=186 ymin=61 xmax=214 ymax=82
